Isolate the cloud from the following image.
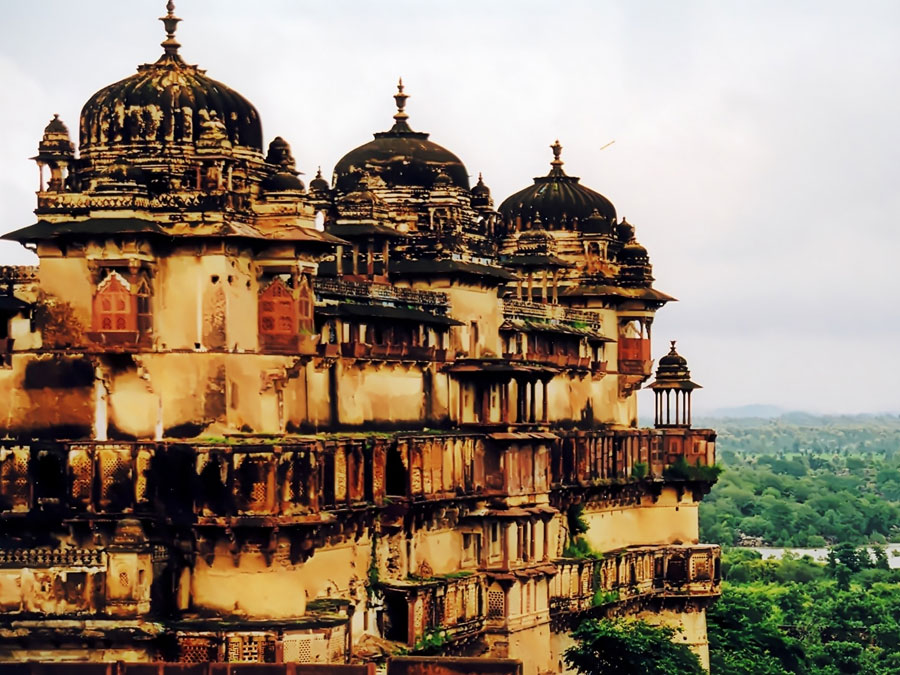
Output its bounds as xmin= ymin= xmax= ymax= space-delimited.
xmin=0 ymin=0 xmax=897 ymax=411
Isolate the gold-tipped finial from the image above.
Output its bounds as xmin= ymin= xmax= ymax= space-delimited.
xmin=160 ymin=1 xmax=182 ymax=56
xmin=550 ymin=139 xmax=564 ymax=167
xmin=393 ymin=78 xmax=409 ymax=122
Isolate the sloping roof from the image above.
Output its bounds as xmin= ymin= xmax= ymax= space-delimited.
xmin=562 ymin=284 xmax=676 ymax=303
xmin=501 ymin=253 xmax=572 ymax=269
xmin=0 ymin=296 xmax=30 ymax=312
xmin=499 ymin=318 xmax=612 ymax=341
xmin=2 ymin=218 xmax=347 ymax=247
xmin=317 ymin=302 xmax=462 ymax=326
xmin=391 ymin=259 xmax=518 ymax=283
xmin=328 ymin=223 xmax=403 ymax=238
xmin=2 ymin=218 xmax=165 ymax=241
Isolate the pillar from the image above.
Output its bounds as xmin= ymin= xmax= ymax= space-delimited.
xmin=529 ymin=380 xmax=537 ymax=423
xmin=541 ymin=379 xmax=549 ymax=423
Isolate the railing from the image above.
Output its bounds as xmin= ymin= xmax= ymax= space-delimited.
xmin=550 ymin=544 xmax=721 ymax=620
xmin=314 ymin=278 xmax=449 ymax=307
xmin=0 ymin=430 xmax=714 ymax=519
xmin=0 ymin=266 xmax=38 ymax=283
xmin=36 ymin=191 xmax=241 ymax=213
xmin=339 ymin=344 xmax=446 ymax=362
xmin=501 ymin=298 xmax=601 ymax=325
xmin=381 ymin=574 xmax=485 ymax=648
xmin=552 ymin=428 xmax=717 ymax=486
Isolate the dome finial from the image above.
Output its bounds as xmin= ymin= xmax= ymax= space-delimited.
xmin=393 ymin=77 xmax=409 ymax=123
xmin=160 ymin=1 xmax=182 ymax=57
xmin=550 ymin=139 xmax=564 ymax=167
xmin=669 ymin=340 xmax=677 ymax=353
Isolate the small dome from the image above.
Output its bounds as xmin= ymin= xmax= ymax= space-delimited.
xmin=582 ymin=209 xmax=612 ymax=235
xmin=471 ymin=173 xmax=492 ymax=208
xmin=517 ymin=226 xmax=556 ymax=255
xmin=616 ymin=218 xmax=636 ymax=243
xmin=262 ymin=136 xmax=304 ymax=191
xmin=35 ymin=114 xmax=75 ymax=160
xmin=309 ymin=167 xmax=331 ymax=193
xmin=266 ymin=136 xmax=295 ymax=170
xmin=498 ymin=140 xmax=616 ymax=231
xmin=262 ymin=172 xmax=305 ymax=192
xmin=650 ymin=341 xmax=701 ymax=390
xmin=79 ymin=4 xmax=262 ymax=157
xmin=621 ymin=239 xmax=648 ymax=263
xmin=333 ymin=80 xmax=469 ymax=192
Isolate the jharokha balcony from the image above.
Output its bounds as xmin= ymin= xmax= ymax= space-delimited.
xmin=380 ymin=574 xmax=485 ymax=650
xmin=550 ymin=544 xmax=721 ymax=628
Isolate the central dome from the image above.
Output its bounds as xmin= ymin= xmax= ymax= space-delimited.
xmin=333 ymin=80 xmax=469 ymax=192
xmin=498 ymin=140 xmax=616 ymax=231
xmin=78 ymin=3 xmax=262 ymax=157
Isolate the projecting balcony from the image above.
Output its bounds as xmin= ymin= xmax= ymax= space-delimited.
xmin=314 ymin=277 xmax=450 ymax=308
xmin=380 ymin=573 xmax=486 ymax=649
xmin=549 ymin=544 xmax=721 ymax=627
xmin=617 ymin=337 xmax=652 ymax=376
xmin=552 ymin=427 xmax=717 ymax=487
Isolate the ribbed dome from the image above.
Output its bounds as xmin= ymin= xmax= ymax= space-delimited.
xmin=78 ymin=5 xmax=262 ymax=157
xmin=649 ymin=341 xmax=701 ymax=390
xmin=498 ymin=140 xmax=616 ymax=231
xmin=333 ymin=80 xmax=469 ymax=192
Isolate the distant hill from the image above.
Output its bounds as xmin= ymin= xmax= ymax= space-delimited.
xmin=639 ymin=409 xmax=900 ymax=429
xmin=701 ymin=404 xmax=787 ymax=419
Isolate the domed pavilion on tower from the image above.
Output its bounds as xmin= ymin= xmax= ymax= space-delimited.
xmin=0 ymin=4 xmax=720 ymax=673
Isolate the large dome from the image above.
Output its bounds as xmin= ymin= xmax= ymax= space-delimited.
xmin=78 ymin=3 xmax=262 ymax=157
xmin=333 ymin=80 xmax=469 ymax=192
xmin=498 ymin=141 xmax=616 ymax=231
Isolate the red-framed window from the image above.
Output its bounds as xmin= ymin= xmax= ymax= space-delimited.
xmin=259 ymin=277 xmax=297 ymax=338
xmin=92 ymin=272 xmax=137 ymax=332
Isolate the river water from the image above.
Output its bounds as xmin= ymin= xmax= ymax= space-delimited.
xmin=739 ymin=544 xmax=900 ymax=569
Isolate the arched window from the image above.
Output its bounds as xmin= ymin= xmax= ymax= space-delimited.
xmin=92 ymin=272 xmax=136 ymax=332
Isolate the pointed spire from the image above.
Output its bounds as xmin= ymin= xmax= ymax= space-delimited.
xmin=392 ymin=77 xmax=410 ymax=128
xmin=160 ymin=1 xmax=182 ymax=57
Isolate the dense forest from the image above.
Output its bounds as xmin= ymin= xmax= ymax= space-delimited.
xmin=697 ymin=415 xmax=900 ymax=547
xmin=708 ymin=546 xmax=900 ymax=674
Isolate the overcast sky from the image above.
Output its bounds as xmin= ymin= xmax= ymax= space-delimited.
xmin=1 ymin=0 xmax=897 ymax=414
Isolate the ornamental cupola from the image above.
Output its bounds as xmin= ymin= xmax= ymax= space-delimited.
xmin=498 ymin=140 xmax=617 ymax=233
xmin=261 ymin=137 xmax=305 ymax=194
xmin=648 ymin=341 xmax=702 ymax=428
xmin=471 ymin=173 xmax=493 ymax=209
xmin=33 ymin=115 xmax=76 ymax=193
xmin=308 ymin=167 xmax=331 ymax=195
xmin=616 ymin=218 xmax=654 ymax=288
